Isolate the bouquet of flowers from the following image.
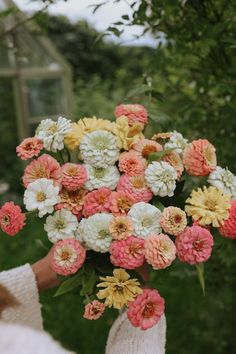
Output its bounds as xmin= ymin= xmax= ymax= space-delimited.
xmin=1 ymin=104 xmax=236 ymax=330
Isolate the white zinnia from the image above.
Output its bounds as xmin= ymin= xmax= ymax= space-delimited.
xmin=44 ymin=209 xmax=78 ymax=243
xmin=128 ymin=202 xmax=162 ymax=238
xmin=84 ymin=164 xmax=120 ymax=191
xmin=165 ymin=130 xmax=188 ymax=154
xmin=80 ymin=130 xmax=120 ymax=168
xmin=77 ymin=213 xmax=113 ymax=253
xmin=35 ymin=116 xmax=71 ymax=152
xmin=24 ymin=178 xmax=60 ymax=218
xmin=208 ymin=166 xmax=236 ymax=198
xmin=145 ymin=161 xmax=177 ymax=197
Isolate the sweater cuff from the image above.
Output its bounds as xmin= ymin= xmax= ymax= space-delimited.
xmin=0 ymin=264 xmax=43 ymax=331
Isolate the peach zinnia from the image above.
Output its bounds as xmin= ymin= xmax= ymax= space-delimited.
xmin=163 ymin=151 xmax=184 ymax=180
xmin=109 ymin=215 xmax=133 ymax=240
xmin=61 ymin=163 xmax=87 ymax=191
xmin=117 ymin=174 xmax=153 ymax=203
xmin=145 ymin=234 xmax=176 ymax=269
xmin=16 ymin=137 xmax=43 ymax=160
xmin=160 ymin=207 xmax=187 ymax=236
xmin=183 ymin=139 xmax=217 ymax=176
xmin=127 ymin=288 xmax=165 ymax=330
xmin=118 ymin=151 xmax=146 ymax=176
xmin=55 ymin=188 xmax=87 ymax=220
xmin=109 ymin=191 xmax=135 ymax=216
xmin=23 ymin=153 xmax=62 ymax=187
xmin=83 ymin=300 xmax=105 ymax=320
xmin=133 ymin=139 xmax=162 ymax=160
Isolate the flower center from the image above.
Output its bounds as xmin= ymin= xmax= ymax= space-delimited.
xmin=97 ymin=195 xmax=106 ymax=205
xmin=93 ymin=137 xmax=108 ymax=150
xmin=141 ymin=217 xmax=153 ymax=228
xmin=204 ymin=199 xmax=216 ymax=211
xmin=2 ymin=215 xmax=10 ymax=226
xmin=55 ymin=220 xmax=65 ymax=230
xmin=128 ymin=124 xmax=143 ymax=137
xmin=132 ymin=176 xmax=145 ymax=189
xmin=33 ymin=167 xmax=47 ymax=179
xmin=61 ymin=250 xmax=71 ymax=261
xmin=67 ymin=167 xmax=79 ymax=177
xmin=115 ymin=222 xmax=127 ymax=233
xmin=142 ymin=302 xmax=155 ymax=318
xmin=160 ymin=171 xmax=172 ymax=182
xmin=47 ymin=123 xmax=58 ymax=135
xmin=98 ymin=229 xmax=109 ymax=239
xmin=142 ymin=145 xmax=157 ymax=159
xmin=92 ymin=307 xmax=100 ymax=315
xmin=24 ymin=142 xmax=33 ymax=151
xmin=174 ymin=214 xmax=182 ymax=224
xmin=129 ymin=243 xmax=142 ymax=257
xmin=36 ymin=192 xmax=46 ymax=202
xmin=117 ymin=198 xmax=132 ymax=213
xmin=193 ymin=239 xmax=205 ymax=251
xmin=114 ymin=284 xmax=125 ymax=293
xmin=94 ymin=168 xmax=106 ymax=179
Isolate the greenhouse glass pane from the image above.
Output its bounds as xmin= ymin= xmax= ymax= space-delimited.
xmin=26 ymin=78 xmax=64 ymax=117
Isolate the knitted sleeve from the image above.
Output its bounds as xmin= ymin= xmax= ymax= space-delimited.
xmin=0 ymin=264 xmax=43 ymax=331
xmin=106 ymin=311 xmax=166 ymax=354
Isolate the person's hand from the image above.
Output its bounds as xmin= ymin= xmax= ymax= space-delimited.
xmin=31 ymin=248 xmax=60 ymax=291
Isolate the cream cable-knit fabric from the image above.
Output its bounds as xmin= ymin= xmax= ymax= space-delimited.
xmin=106 ymin=310 xmax=166 ymax=354
xmin=0 ymin=263 xmax=43 ymax=331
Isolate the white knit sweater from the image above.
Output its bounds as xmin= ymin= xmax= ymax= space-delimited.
xmin=0 ymin=264 xmax=166 ymax=354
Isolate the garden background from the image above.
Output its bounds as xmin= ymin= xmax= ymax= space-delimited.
xmin=0 ymin=1 xmax=236 ymax=353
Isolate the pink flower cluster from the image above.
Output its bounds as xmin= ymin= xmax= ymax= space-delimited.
xmin=115 ymin=104 xmax=148 ymax=126
xmin=16 ymin=137 xmax=43 ymax=160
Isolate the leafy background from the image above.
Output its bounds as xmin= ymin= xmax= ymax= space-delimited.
xmin=0 ymin=1 xmax=236 ymax=353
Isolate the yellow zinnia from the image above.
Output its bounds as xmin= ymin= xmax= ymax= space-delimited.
xmin=114 ymin=116 xmax=144 ymax=151
xmin=64 ymin=117 xmax=115 ymax=150
xmin=96 ymin=268 xmax=142 ymax=309
xmin=185 ymin=186 xmax=231 ymax=227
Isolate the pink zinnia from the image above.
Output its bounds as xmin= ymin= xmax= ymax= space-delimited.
xmin=83 ymin=187 xmax=112 ymax=217
xmin=110 ymin=191 xmax=135 ymax=216
xmin=0 ymin=202 xmax=26 ymax=236
xmin=23 ymin=154 xmax=62 ymax=188
xmin=117 ymin=174 xmax=153 ymax=203
xmin=145 ymin=234 xmax=176 ymax=270
xmin=219 ymin=200 xmax=236 ymax=239
xmin=118 ymin=151 xmax=146 ymax=176
xmin=110 ymin=236 xmax=145 ymax=269
xmin=62 ymin=163 xmax=87 ymax=191
xmin=183 ymin=139 xmax=217 ymax=176
xmin=175 ymin=226 xmax=214 ymax=265
xmin=83 ymin=300 xmax=105 ymax=320
xmin=55 ymin=188 xmax=87 ymax=220
xmin=51 ymin=238 xmax=86 ymax=276
xmin=115 ymin=104 xmax=148 ymax=126
xmin=16 ymin=137 xmax=43 ymax=160
xmin=133 ymin=139 xmax=162 ymax=160
xmin=127 ymin=288 xmax=165 ymax=330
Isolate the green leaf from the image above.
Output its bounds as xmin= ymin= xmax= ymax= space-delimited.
xmin=80 ymin=265 xmax=97 ymax=296
xmin=152 ymin=198 xmax=165 ymax=211
xmin=126 ymin=84 xmax=151 ymax=99
xmin=54 ymin=270 xmax=83 ymax=297
xmin=148 ymin=149 xmax=175 ymax=163
xmin=196 ymin=263 xmax=205 ymax=296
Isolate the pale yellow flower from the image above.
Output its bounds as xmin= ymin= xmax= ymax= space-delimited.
xmin=64 ymin=117 xmax=115 ymax=150
xmin=185 ymin=186 xmax=231 ymax=227
xmin=96 ymin=268 xmax=142 ymax=309
xmin=114 ymin=116 xmax=144 ymax=151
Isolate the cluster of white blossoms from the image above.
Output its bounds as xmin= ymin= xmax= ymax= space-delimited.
xmin=80 ymin=130 xmax=120 ymax=168
xmin=44 ymin=209 xmax=79 ymax=243
xmin=35 ymin=117 xmax=71 ymax=152
xmin=84 ymin=164 xmax=120 ymax=191
xmin=77 ymin=213 xmax=113 ymax=253
xmin=208 ymin=166 xmax=236 ymax=199
xmin=145 ymin=161 xmax=177 ymax=197
xmin=24 ymin=178 xmax=60 ymax=218
xmin=128 ymin=202 xmax=162 ymax=238
xmin=165 ymin=130 xmax=188 ymax=154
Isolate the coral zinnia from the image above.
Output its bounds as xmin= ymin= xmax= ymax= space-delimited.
xmin=145 ymin=234 xmax=176 ymax=270
xmin=183 ymin=139 xmax=217 ymax=176
xmin=185 ymin=186 xmax=231 ymax=227
xmin=118 ymin=151 xmax=146 ymax=176
xmin=83 ymin=300 xmax=105 ymax=320
xmin=109 ymin=236 xmax=145 ymax=269
xmin=83 ymin=187 xmax=112 ymax=217
xmin=16 ymin=137 xmax=43 ymax=160
xmin=115 ymin=104 xmax=148 ymax=126
xmin=219 ymin=200 xmax=236 ymax=239
xmin=110 ymin=191 xmax=135 ymax=216
xmin=96 ymin=268 xmax=142 ymax=309
xmin=61 ymin=163 xmax=87 ymax=191
xmin=175 ymin=226 xmax=214 ymax=264
xmin=0 ymin=202 xmax=26 ymax=236
xmin=127 ymin=288 xmax=165 ymax=330
xmin=117 ymin=174 xmax=153 ymax=203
